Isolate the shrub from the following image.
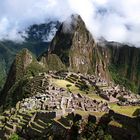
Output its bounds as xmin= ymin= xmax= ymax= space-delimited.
xmin=80 ymin=84 xmax=89 ymax=91
xmin=9 ymin=133 xmax=20 ymax=140
xmin=66 ymin=84 xmax=72 ymax=88
xmin=104 ymin=134 xmax=113 ymax=140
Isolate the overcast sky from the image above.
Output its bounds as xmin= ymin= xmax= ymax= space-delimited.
xmin=0 ymin=0 xmax=140 ymax=46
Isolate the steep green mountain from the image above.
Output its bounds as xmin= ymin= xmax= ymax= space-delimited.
xmin=98 ymin=41 xmax=140 ymax=93
xmin=42 ymin=15 xmax=110 ymax=79
xmin=0 ymin=41 xmax=19 ymax=90
xmin=0 ymin=49 xmax=47 ymax=108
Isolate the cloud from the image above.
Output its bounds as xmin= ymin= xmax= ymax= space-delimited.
xmin=0 ymin=0 xmax=140 ymax=46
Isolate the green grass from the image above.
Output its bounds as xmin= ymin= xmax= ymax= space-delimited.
xmin=109 ymin=120 xmax=122 ymax=128
xmin=32 ymin=121 xmax=45 ymax=129
xmin=30 ymin=126 xmax=42 ymax=133
xmin=51 ymin=78 xmax=140 ymax=118
xmin=54 ymin=119 xmax=70 ymax=129
xmin=0 ymin=116 xmax=5 ymax=120
xmin=75 ymin=110 xmax=105 ymax=117
xmin=75 ymin=110 xmax=89 ymax=116
xmin=51 ymin=78 xmax=81 ymax=93
xmin=52 ymin=78 xmax=105 ymax=101
xmin=109 ymin=103 xmax=140 ymax=117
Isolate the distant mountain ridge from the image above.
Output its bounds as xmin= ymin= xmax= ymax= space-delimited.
xmin=0 ymin=21 xmax=60 ymax=89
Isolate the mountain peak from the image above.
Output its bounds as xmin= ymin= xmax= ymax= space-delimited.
xmin=61 ymin=14 xmax=85 ymax=33
xmin=16 ymin=48 xmax=33 ymax=74
xmin=42 ymin=14 xmax=96 ymax=74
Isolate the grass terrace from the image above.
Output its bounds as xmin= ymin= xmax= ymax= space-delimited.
xmin=109 ymin=120 xmax=122 ymax=128
xmin=109 ymin=103 xmax=140 ymax=117
xmin=75 ymin=110 xmax=105 ymax=118
xmin=51 ymin=78 xmax=106 ymax=101
xmin=49 ymin=77 xmax=140 ymax=118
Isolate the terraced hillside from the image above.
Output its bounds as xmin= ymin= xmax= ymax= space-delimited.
xmin=0 ymin=72 xmax=140 ymax=139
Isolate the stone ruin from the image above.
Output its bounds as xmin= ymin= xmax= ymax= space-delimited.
xmin=0 ymin=108 xmax=101 ymax=140
xmin=18 ymin=83 xmax=109 ymax=114
xmin=52 ymin=71 xmax=140 ymax=106
xmin=0 ymin=71 xmax=140 ymax=139
xmin=99 ymin=86 xmax=140 ymax=105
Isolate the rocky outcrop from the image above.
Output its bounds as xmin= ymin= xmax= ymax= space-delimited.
xmin=15 ymin=48 xmax=33 ymax=80
xmin=48 ymin=14 xmax=95 ymax=74
xmin=2 ymin=49 xmax=33 ymax=91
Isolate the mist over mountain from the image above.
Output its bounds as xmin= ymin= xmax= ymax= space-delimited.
xmin=0 ymin=0 xmax=140 ymax=46
xmin=0 ymin=21 xmax=60 ymax=89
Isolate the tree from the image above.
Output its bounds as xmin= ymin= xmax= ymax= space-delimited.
xmin=96 ymin=126 xmax=104 ymax=139
xmin=82 ymin=121 xmax=96 ymax=139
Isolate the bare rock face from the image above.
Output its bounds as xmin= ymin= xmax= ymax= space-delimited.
xmin=68 ymin=17 xmax=95 ymax=73
xmin=22 ymin=49 xmax=33 ymax=70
